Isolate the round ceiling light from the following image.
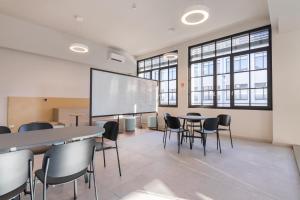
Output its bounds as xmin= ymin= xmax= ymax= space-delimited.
xmin=69 ymin=43 xmax=89 ymax=53
xmin=181 ymin=5 xmax=209 ymax=25
xmin=163 ymin=52 xmax=178 ymax=60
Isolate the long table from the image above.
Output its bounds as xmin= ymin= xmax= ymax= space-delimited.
xmin=0 ymin=126 xmax=105 ymax=152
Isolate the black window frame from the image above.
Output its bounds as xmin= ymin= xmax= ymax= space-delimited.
xmin=188 ymin=25 xmax=272 ymax=110
xmin=137 ymin=51 xmax=178 ymax=107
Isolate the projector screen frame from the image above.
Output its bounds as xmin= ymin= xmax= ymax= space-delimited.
xmin=89 ymin=68 xmax=158 ymax=127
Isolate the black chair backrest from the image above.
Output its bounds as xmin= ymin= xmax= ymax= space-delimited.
xmin=218 ymin=114 xmax=231 ymax=126
xmin=42 ymin=138 xmax=95 ymax=178
xmin=0 ymin=150 xmax=33 ymax=196
xmin=19 ymin=122 xmax=53 ymax=133
xmin=203 ymin=118 xmax=219 ymax=131
xmin=103 ymin=121 xmax=119 ymax=141
xmin=0 ymin=126 xmax=11 ymax=134
xmin=166 ymin=116 xmax=181 ymax=129
xmin=187 ymin=112 xmax=202 ymax=122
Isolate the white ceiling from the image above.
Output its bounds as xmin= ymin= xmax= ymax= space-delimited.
xmin=0 ymin=0 xmax=270 ymax=56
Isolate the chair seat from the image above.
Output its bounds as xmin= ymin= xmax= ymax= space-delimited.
xmin=29 ymin=145 xmax=50 ymax=155
xmin=95 ymin=142 xmax=114 ymax=151
xmin=0 ymin=183 xmax=26 ymax=200
xmin=35 ymin=168 xmax=87 ymax=185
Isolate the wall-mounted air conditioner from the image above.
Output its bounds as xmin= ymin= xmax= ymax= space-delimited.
xmin=109 ymin=52 xmax=125 ymax=63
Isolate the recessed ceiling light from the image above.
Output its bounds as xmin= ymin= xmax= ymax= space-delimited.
xmin=181 ymin=5 xmax=209 ymax=25
xmin=74 ymin=15 xmax=84 ymax=22
xmin=69 ymin=43 xmax=89 ymax=53
xmin=163 ymin=52 xmax=178 ymax=60
xmin=132 ymin=2 xmax=137 ymax=9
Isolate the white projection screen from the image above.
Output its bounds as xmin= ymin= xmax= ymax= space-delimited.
xmin=90 ymin=68 xmax=158 ymax=117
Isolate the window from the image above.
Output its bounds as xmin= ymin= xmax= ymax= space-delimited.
xmin=188 ymin=26 xmax=272 ymax=110
xmin=137 ymin=51 xmax=178 ymax=107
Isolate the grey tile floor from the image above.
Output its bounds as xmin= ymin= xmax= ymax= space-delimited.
xmin=25 ymin=131 xmax=300 ymax=200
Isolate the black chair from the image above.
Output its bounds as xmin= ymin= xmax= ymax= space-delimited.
xmin=162 ymin=113 xmax=171 ymax=143
xmin=0 ymin=150 xmax=34 ymax=200
xmin=0 ymin=126 xmax=11 ymax=134
xmin=18 ymin=122 xmax=53 ymax=155
xmin=194 ymin=118 xmax=220 ymax=156
xmin=34 ymin=138 xmax=98 ymax=200
xmin=218 ymin=114 xmax=233 ymax=148
xmin=165 ymin=116 xmax=189 ymax=154
xmin=94 ymin=121 xmax=121 ymax=177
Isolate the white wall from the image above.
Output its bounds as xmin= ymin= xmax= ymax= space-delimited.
xmin=0 ymin=48 xmax=89 ymax=125
xmin=272 ymin=29 xmax=300 ymax=145
xmin=0 ymin=14 xmax=137 ymax=126
xmin=138 ymin=18 xmax=273 ymax=142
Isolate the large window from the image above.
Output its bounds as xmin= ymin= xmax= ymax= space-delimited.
xmin=137 ymin=51 xmax=178 ymax=107
xmin=188 ymin=26 xmax=272 ymax=110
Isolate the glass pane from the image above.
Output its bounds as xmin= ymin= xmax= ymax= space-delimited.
xmin=217 ymin=90 xmax=230 ymax=107
xmin=191 ymin=92 xmax=201 ymax=105
xmin=202 ymin=76 xmax=214 ymax=90
xmin=234 ymin=55 xmax=249 ymax=72
xmin=234 ymin=72 xmax=249 ymax=89
xmin=216 ymin=39 xmax=231 ymax=56
xmin=251 ymin=88 xmax=267 ymax=106
xmin=191 ymin=63 xmax=201 ymax=77
xmin=234 ymin=89 xmax=249 ymax=106
xmin=217 ymin=57 xmax=230 ymax=74
xmin=251 ymin=70 xmax=267 ymax=88
xmin=190 ymin=46 xmax=201 ymax=61
xmin=160 ymin=56 xmax=168 ymax=68
xmin=144 ymin=72 xmax=151 ymax=79
xmin=160 ymin=81 xmax=168 ymax=93
xmin=217 ymin=74 xmax=230 ymax=90
xmin=138 ymin=61 xmax=145 ymax=72
xmin=169 ymin=80 xmax=176 ymax=92
xmin=169 ymin=67 xmax=176 ymax=80
xmin=202 ymin=91 xmax=214 ymax=105
xmin=232 ymin=34 xmax=249 ymax=53
xmin=202 ymin=61 xmax=214 ymax=76
xmin=202 ymin=43 xmax=215 ymax=59
xmin=160 ymin=93 xmax=168 ymax=105
xmin=250 ymin=29 xmax=269 ymax=49
xmin=191 ymin=78 xmax=201 ymax=91
xmin=169 ymin=93 xmax=176 ymax=105
xmin=138 ymin=73 xmax=144 ymax=78
xmin=152 ymin=57 xmax=160 ymax=69
xmin=152 ymin=70 xmax=159 ymax=81
xmin=250 ymin=51 xmax=267 ymax=70
xmin=160 ymin=69 xmax=168 ymax=81
xmin=145 ymin=59 xmax=151 ymax=70
xmin=169 ymin=58 xmax=177 ymax=66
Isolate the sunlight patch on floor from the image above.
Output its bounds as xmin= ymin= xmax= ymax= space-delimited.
xmin=119 ymin=190 xmax=187 ymax=200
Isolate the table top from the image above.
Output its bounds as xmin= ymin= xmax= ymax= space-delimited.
xmin=0 ymin=126 xmax=104 ymax=151
xmin=178 ymin=115 xmax=208 ymax=120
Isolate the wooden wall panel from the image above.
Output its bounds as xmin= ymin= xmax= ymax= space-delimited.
xmin=7 ymin=96 xmax=89 ymax=132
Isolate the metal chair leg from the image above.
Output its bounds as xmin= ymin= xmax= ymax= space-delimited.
xmin=102 ymin=138 xmax=106 ymax=167
xmin=229 ymin=127 xmax=233 ymax=148
xmin=91 ymin=161 xmax=99 ymax=200
xmin=177 ymin=132 xmax=180 ymax=154
xmin=43 ymin=182 xmax=47 ymax=200
xmin=217 ymin=133 xmax=222 ymax=154
xmin=115 ymin=141 xmax=122 ymax=177
xmin=74 ymin=179 xmax=78 ymax=199
xmin=203 ymin=134 xmax=207 ymax=156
